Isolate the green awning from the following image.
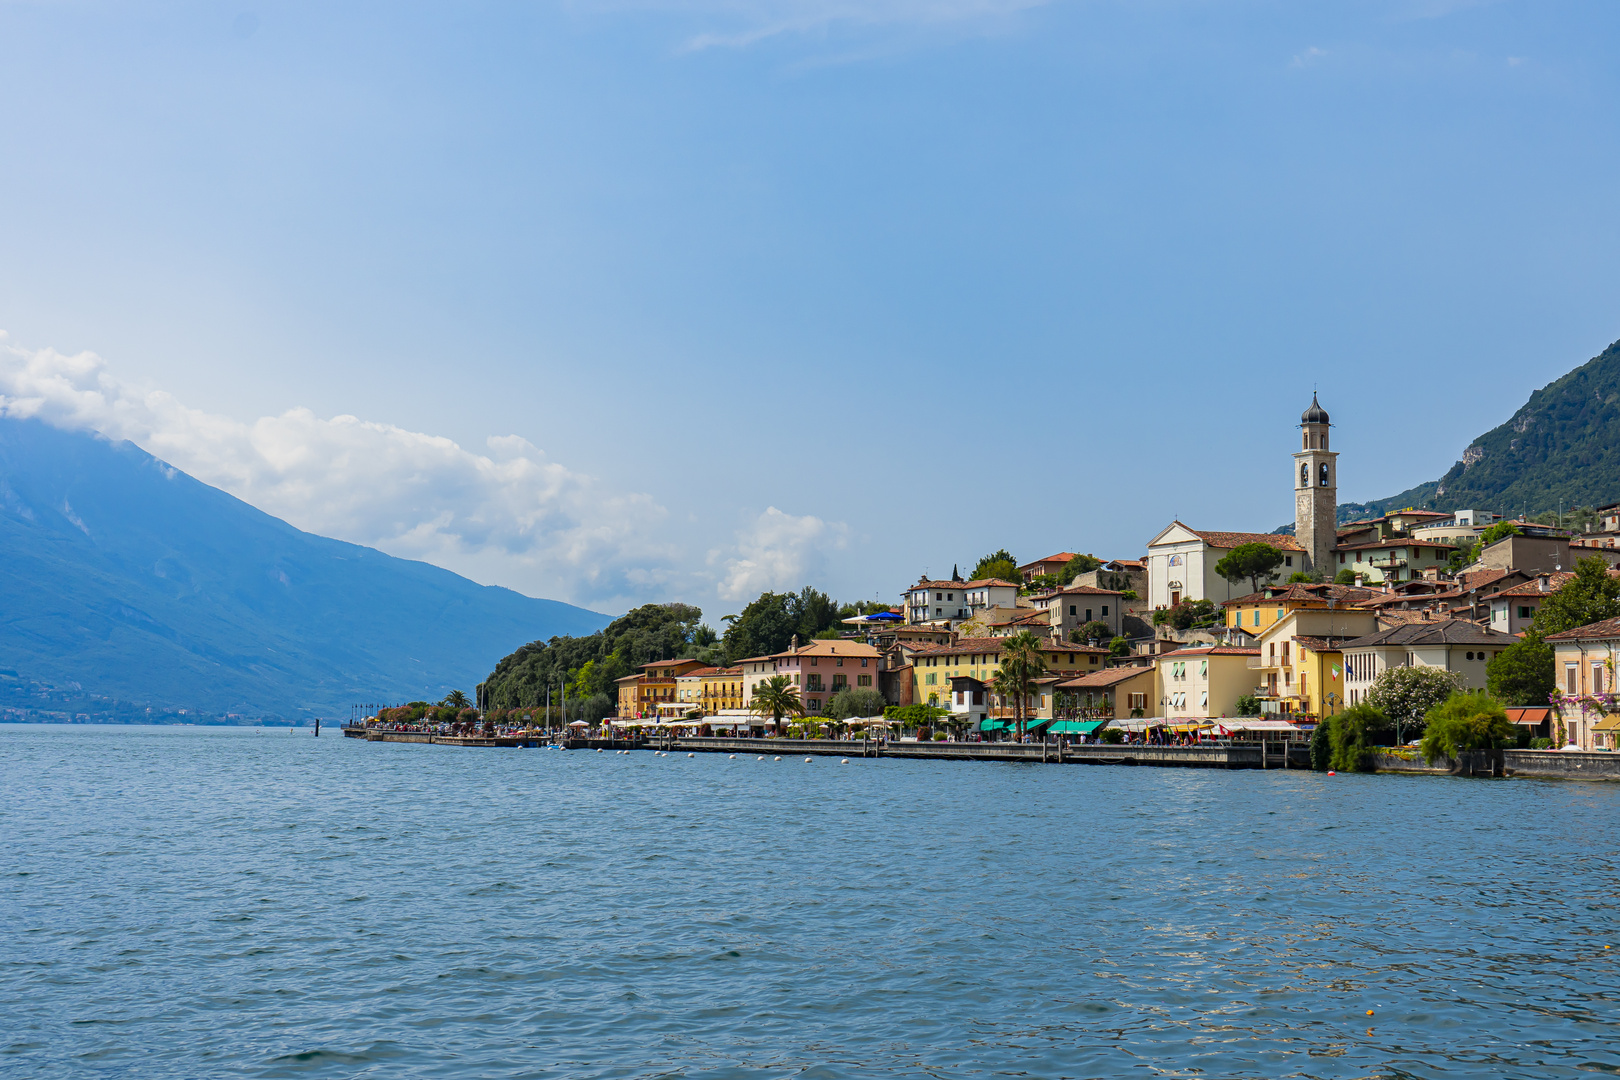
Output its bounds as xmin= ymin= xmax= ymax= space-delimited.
xmin=978 ymin=718 xmax=1011 ymax=731
xmin=1046 ymin=720 xmax=1106 ymax=735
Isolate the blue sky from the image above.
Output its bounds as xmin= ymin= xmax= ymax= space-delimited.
xmin=2 ymin=0 xmax=1618 ymax=618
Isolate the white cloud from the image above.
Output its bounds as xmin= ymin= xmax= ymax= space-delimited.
xmin=0 ymin=337 xmax=675 ymax=609
xmin=713 ymin=506 xmax=850 ymax=601
xmin=1290 ymin=45 xmax=1327 ymax=68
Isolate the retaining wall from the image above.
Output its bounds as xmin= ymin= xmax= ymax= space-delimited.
xmin=1503 ymin=750 xmax=1620 ymax=780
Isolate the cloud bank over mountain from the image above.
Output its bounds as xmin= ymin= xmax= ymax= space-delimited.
xmin=0 ymin=337 xmax=848 ymax=614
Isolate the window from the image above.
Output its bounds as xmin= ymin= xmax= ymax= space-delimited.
xmin=1085 ymin=609 xmax=1092 ymax=621
xmin=1200 ymin=691 xmax=1208 ymax=709
xmin=1129 ymin=692 xmax=1146 ymax=710
xmin=926 ymin=673 xmax=937 ymax=686
xmin=860 ymin=658 xmax=868 ymax=667
xmin=858 ymin=675 xmax=872 ymax=687
xmin=1300 ymin=463 xmax=1309 ymax=487
xmin=1102 ymin=606 xmax=1109 ymax=617
xmin=1340 ymin=553 xmax=1346 ymax=564
xmin=1285 ymin=556 xmax=1294 ymax=567
xmin=1070 ymin=605 xmax=1077 ymax=616
xmin=1319 ymin=463 xmax=1330 ymax=486
xmin=1518 ymin=606 xmax=1531 ymax=619
xmin=1565 ymin=664 xmax=1578 ymax=694
xmin=1253 ymin=611 xmax=1261 ymax=627
xmin=1200 ymin=661 xmax=1207 ymax=677
xmin=811 ymin=658 xmax=818 ymax=667
xmin=1594 ymin=663 xmax=1606 ymax=695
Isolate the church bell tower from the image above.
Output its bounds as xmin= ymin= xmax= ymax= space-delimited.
xmin=1294 ymin=394 xmax=1337 ymax=575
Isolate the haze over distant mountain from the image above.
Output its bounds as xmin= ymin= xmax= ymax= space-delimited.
xmin=0 ymin=417 xmax=609 ymax=722
xmin=1334 ymin=338 xmax=1620 ymax=525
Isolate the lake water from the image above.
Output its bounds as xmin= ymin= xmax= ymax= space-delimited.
xmin=3 ymin=724 xmax=1617 ymax=1079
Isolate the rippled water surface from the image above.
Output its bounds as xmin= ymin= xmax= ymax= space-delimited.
xmin=3 ymin=725 xmax=1618 ymax=1079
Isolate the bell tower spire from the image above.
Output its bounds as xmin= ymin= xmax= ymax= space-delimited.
xmin=1294 ymin=393 xmax=1337 ymax=575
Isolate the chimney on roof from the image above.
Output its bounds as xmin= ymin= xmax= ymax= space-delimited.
xmin=1538 ymin=574 xmax=1550 ymax=593
xmin=791 ymin=633 xmax=799 ymax=651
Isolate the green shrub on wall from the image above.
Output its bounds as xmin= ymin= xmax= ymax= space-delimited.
xmin=1420 ymin=692 xmax=1515 ymax=763
xmin=1327 ymin=704 xmax=1388 ymax=772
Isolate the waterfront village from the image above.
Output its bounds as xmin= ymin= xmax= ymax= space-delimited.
xmin=589 ymin=396 xmax=1620 ymax=755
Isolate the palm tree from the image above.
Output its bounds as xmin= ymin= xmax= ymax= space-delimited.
xmin=442 ymin=689 xmax=471 ymax=710
xmin=750 ymin=675 xmax=804 ymax=729
xmin=999 ymin=631 xmax=1048 ymax=739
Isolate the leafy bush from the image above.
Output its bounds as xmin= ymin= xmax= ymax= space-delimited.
xmin=1234 ymin=694 xmax=1261 ymax=717
xmin=1100 ymin=727 xmax=1124 ymax=744
xmin=1109 ymin=636 xmax=1132 ymax=657
xmin=1366 ymin=666 xmax=1461 ymax=740
xmin=1420 ymin=692 xmax=1515 ymax=763
xmin=1154 ymin=599 xmax=1218 ymax=631
xmin=1327 ymin=704 xmax=1388 ymax=772
xmin=1309 ymin=721 xmax=1331 ymax=771
xmin=1333 ymin=569 xmax=1360 ymax=584
xmin=1072 ymin=620 xmax=1112 ymax=644
xmin=1530 ymin=737 xmax=1553 ymax=749
xmin=884 ymin=703 xmax=947 ymax=727
xmin=934 ymin=732 xmax=948 ymax=741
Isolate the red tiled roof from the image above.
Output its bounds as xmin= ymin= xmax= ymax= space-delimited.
xmin=908 ymin=580 xmax=969 ymax=592
xmin=1490 ymin=573 xmax=1575 ymax=598
xmin=1221 ymin=583 xmax=1379 ymax=606
xmin=1018 ymin=553 xmax=1080 ymax=571
xmin=1055 ymin=667 xmax=1152 ymax=689
xmin=1053 ymin=584 xmax=1126 ymax=596
xmin=1159 ymin=646 xmax=1261 ymax=656
xmin=963 ymin=577 xmax=1021 ymax=589
xmin=1545 ymin=617 xmax=1620 ymax=642
xmin=1185 ymin=529 xmax=1304 ymax=551
xmin=907 ymin=637 xmax=1108 ymax=657
xmin=1337 ymin=538 xmax=1458 ymax=551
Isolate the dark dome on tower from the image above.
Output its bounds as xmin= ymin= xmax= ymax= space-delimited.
xmin=1301 ymin=393 xmax=1330 ymax=425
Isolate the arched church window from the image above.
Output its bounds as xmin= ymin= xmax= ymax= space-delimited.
xmin=1300 ymin=463 xmax=1309 ymax=488
xmin=1319 ymin=462 xmax=1330 ymax=486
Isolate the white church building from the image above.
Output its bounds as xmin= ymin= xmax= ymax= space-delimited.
xmin=1145 ymin=396 xmax=1337 ymax=610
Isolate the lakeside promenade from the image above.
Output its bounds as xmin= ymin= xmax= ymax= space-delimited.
xmin=343 ymin=724 xmax=1620 ymax=779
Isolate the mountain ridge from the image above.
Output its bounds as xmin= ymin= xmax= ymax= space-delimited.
xmin=0 ymin=417 xmax=610 ymax=721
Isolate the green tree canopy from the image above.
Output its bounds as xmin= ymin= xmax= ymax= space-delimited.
xmin=721 ymin=587 xmax=848 ymax=662
xmin=1072 ymin=620 xmax=1112 ymax=644
xmin=1058 ymin=553 xmax=1102 ymax=584
xmin=482 ymin=602 xmax=703 ymax=710
xmin=1215 ymin=542 xmax=1286 ymax=593
xmin=826 ymin=686 xmax=887 ymax=719
xmin=749 ymin=675 xmax=803 ymax=724
xmin=1333 ymin=569 xmax=1360 ymax=584
xmin=1327 ymin=703 xmax=1387 ymax=771
xmin=1532 ymin=555 xmax=1620 ymax=635
xmin=1420 ymin=691 xmax=1515 ymax=762
xmin=1366 ymin=665 xmax=1461 ymax=741
xmin=1487 ymin=632 xmax=1555 ymax=706
xmin=972 ymin=549 xmax=1019 ymax=582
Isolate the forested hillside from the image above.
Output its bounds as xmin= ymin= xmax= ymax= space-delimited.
xmin=479 ymin=587 xmax=887 ymax=717
xmin=1345 ymin=337 xmax=1620 ymax=521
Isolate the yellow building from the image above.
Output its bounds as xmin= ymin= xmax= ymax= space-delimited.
xmin=1224 ymin=582 xmax=1377 ymax=635
xmin=907 ymin=637 xmax=1109 ymax=711
xmin=1251 ymin=608 xmax=1379 ymax=718
xmin=700 ymin=666 xmax=744 ymax=714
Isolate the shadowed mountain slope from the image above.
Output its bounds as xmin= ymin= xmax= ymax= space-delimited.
xmin=0 ymin=417 xmax=609 ymax=720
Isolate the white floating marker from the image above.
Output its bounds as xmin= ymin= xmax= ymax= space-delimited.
xmin=729 ymin=754 xmax=736 ymax=759
xmin=774 ymin=756 xmax=782 ymax=761
xmin=841 ymin=759 xmax=849 ymax=764
xmin=804 ymin=757 xmax=812 ymax=763
xmin=687 ymin=752 xmax=694 ymax=757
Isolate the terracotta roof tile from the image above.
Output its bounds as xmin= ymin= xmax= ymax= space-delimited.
xmin=1184 ymin=529 xmax=1304 ymax=551
xmin=1545 ymin=617 xmax=1620 ymax=642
